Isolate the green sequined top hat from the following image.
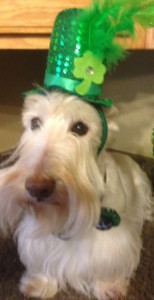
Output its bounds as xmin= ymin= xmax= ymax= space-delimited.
xmin=44 ymin=0 xmax=154 ymax=102
xmin=44 ymin=8 xmax=108 ymax=103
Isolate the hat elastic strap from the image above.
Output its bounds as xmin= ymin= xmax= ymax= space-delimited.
xmin=94 ymin=105 xmax=108 ymax=155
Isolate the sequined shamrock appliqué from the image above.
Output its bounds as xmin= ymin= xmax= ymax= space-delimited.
xmin=73 ymin=51 xmax=107 ymax=96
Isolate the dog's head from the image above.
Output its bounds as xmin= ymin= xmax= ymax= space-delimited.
xmin=0 ymin=91 xmax=117 ymax=239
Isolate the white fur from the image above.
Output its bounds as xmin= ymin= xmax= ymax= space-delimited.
xmin=0 ymin=91 xmax=152 ymax=300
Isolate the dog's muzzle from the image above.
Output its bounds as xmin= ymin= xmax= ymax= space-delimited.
xmin=25 ymin=176 xmax=56 ymax=202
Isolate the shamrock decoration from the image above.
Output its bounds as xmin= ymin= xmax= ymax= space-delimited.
xmin=73 ymin=51 xmax=107 ymax=96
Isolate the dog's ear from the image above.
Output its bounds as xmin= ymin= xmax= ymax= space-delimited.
xmin=102 ymin=105 xmax=119 ymax=131
xmin=0 ymin=166 xmax=24 ymax=236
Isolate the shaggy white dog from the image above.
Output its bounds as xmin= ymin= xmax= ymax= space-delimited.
xmin=0 ymin=91 xmax=152 ymax=300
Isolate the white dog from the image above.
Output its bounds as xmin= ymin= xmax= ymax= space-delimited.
xmin=0 ymin=91 xmax=152 ymax=300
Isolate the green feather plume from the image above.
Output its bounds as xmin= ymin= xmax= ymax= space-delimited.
xmin=78 ymin=0 xmax=154 ymax=69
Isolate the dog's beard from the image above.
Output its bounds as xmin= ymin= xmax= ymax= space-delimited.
xmin=27 ymin=170 xmax=102 ymax=240
xmin=56 ymin=176 xmax=101 ymax=240
xmin=0 ymin=149 xmax=103 ymax=239
xmin=13 ymin=128 xmax=103 ymax=239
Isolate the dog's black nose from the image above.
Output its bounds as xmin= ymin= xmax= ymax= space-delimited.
xmin=25 ymin=176 xmax=56 ymax=201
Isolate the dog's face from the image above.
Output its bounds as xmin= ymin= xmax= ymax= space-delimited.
xmin=21 ymin=91 xmax=106 ymax=238
xmin=1 ymin=91 xmax=107 ymax=238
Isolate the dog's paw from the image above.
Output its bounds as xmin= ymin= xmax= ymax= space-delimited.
xmin=92 ymin=280 xmax=128 ymax=300
xmin=19 ymin=273 xmax=58 ymax=299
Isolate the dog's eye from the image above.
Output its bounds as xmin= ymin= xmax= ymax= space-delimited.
xmin=71 ymin=121 xmax=89 ymax=136
xmin=30 ymin=117 xmax=41 ymax=130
